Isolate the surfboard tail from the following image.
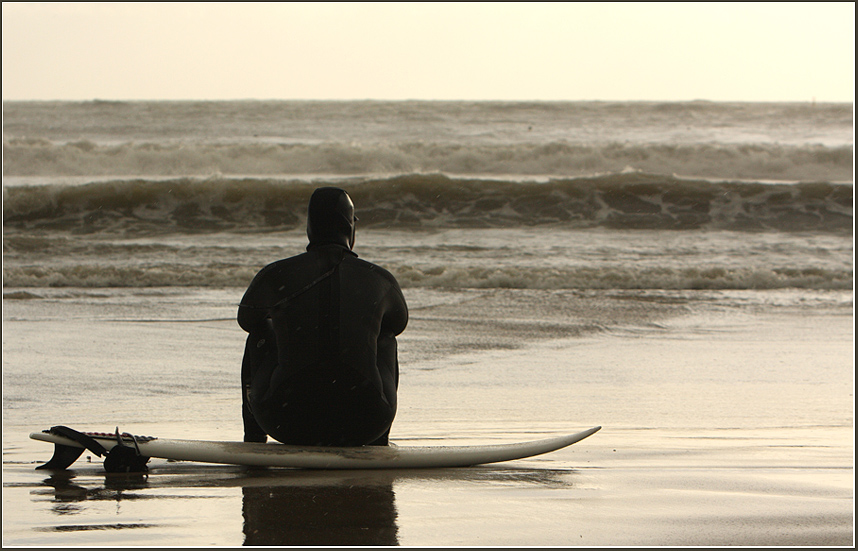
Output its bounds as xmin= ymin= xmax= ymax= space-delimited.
xmin=33 ymin=426 xmax=150 ymax=472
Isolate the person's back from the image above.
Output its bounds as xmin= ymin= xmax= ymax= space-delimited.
xmin=238 ymin=188 xmax=408 ymax=446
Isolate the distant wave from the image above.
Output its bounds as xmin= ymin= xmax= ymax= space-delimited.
xmin=3 ymin=137 xmax=853 ymax=183
xmin=2 ymin=258 xmax=851 ymax=291
xmin=3 ymin=172 xmax=853 ymax=234
xmin=391 ymin=263 xmax=854 ymax=291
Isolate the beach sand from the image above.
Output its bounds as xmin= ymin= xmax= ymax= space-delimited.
xmin=2 ymin=290 xmax=854 ymax=546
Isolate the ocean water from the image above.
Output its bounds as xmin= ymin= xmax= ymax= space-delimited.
xmin=2 ymin=97 xmax=852 ymax=427
xmin=1 ymin=100 xmax=854 ymax=546
xmin=2 ymin=100 xmax=853 ymax=290
xmin=2 ymin=99 xmax=854 ymax=413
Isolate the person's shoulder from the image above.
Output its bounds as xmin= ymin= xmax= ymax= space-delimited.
xmin=344 ymin=256 xmax=401 ymax=286
xmin=253 ymin=252 xmax=308 ymax=280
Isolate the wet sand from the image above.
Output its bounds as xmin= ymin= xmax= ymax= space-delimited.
xmin=2 ymin=292 xmax=854 ymax=546
xmin=3 ymin=427 xmax=852 ymax=547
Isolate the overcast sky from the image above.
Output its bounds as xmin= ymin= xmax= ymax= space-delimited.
xmin=2 ymin=2 xmax=854 ymax=102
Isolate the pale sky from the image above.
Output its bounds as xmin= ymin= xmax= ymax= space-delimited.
xmin=2 ymin=2 xmax=854 ymax=102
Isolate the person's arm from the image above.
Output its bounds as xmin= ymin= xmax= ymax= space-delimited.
xmin=238 ymin=268 xmax=272 ymax=442
xmin=384 ymin=283 xmax=408 ymax=337
xmin=238 ymin=265 xmax=273 ymax=333
xmin=238 ymin=302 xmax=267 ymax=333
xmin=376 ymin=279 xmax=408 ymax=407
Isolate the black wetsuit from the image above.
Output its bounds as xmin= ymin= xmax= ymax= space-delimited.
xmin=238 ymin=242 xmax=408 ymax=446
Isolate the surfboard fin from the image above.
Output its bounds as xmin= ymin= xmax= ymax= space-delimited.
xmin=36 ymin=425 xmax=107 ymax=470
xmin=36 ymin=443 xmax=86 ymax=470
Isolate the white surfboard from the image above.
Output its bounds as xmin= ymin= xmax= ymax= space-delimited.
xmin=30 ymin=426 xmax=601 ymax=470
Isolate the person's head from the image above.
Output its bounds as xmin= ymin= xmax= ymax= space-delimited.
xmin=307 ymin=187 xmax=357 ymax=249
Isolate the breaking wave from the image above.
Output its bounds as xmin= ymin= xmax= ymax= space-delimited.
xmin=3 ymin=172 xmax=853 ymax=234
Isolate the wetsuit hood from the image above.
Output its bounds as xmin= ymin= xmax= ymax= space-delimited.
xmin=306 ymin=187 xmax=356 ymax=249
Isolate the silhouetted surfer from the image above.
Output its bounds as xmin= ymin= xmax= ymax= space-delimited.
xmin=238 ymin=187 xmax=408 ymax=446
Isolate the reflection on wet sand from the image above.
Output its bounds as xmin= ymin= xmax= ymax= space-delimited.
xmin=236 ymin=468 xmax=402 ymax=546
xmin=242 ymin=481 xmax=398 ymax=546
xmin=33 ymin=471 xmax=158 ymax=533
xmin=239 ymin=466 xmax=579 ymax=546
xmin=25 ymin=463 xmax=579 ymax=545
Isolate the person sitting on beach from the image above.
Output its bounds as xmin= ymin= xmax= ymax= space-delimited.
xmin=237 ymin=187 xmax=408 ymax=446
